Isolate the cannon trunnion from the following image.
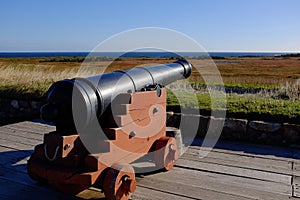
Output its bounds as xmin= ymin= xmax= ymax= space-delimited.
xmin=27 ymin=60 xmax=191 ymax=200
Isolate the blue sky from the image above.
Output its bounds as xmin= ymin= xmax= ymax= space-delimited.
xmin=1 ymin=0 xmax=299 ymax=52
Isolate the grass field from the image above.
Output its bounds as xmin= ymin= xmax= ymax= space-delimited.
xmin=190 ymin=57 xmax=300 ymax=87
xmin=0 ymin=57 xmax=176 ymax=99
xmin=1 ymin=56 xmax=300 ymax=123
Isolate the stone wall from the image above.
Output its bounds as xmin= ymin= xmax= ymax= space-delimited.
xmin=1 ymin=98 xmax=300 ymax=147
xmin=0 ymin=97 xmax=43 ymax=125
xmin=167 ymin=113 xmax=300 ymax=147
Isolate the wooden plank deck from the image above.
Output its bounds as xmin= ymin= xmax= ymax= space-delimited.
xmin=1 ymin=120 xmax=300 ymax=199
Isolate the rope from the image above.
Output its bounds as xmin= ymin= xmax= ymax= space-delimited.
xmin=44 ymin=144 xmax=59 ymax=161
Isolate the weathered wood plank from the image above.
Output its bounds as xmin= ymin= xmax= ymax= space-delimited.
xmin=0 ymin=166 xmax=37 ymax=188
xmin=183 ymin=147 xmax=293 ymax=175
xmin=12 ymin=122 xmax=54 ymax=133
xmin=189 ymin=140 xmax=300 ymax=160
xmin=0 ymin=146 xmax=31 ymax=167
xmin=133 ymin=185 xmax=194 ymax=200
xmin=176 ymin=158 xmax=292 ymax=185
xmin=1 ymin=165 xmax=100 ymax=200
xmin=138 ymin=167 xmax=291 ymax=198
xmin=0 ymin=121 xmax=297 ymax=199
xmin=188 ymin=145 xmax=294 ymax=163
xmin=0 ymin=126 xmax=43 ymax=140
xmin=0 ymin=137 xmax=34 ymax=150
xmin=138 ymin=168 xmax=291 ymax=200
xmin=293 ymin=185 xmax=300 ymax=198
xmin=76 ymin=185 xmax=196 ymax=200
xmin=0 ymin=176 xmax=79 ymax=200
xmin=1 ymin=155 xmax=29 ymax=174
xmin=292 ymin=162 xmax=300 ymax=176
xmin=3 ymin=123 xmax=51 ymax=135
xmin=292 ymin=176 xmax=300 ymax=198
xmin=0 ymin=127 xmax=44 ymax=141
xmin=17 ymin=120 xmax=55 ymax=130
xmin=75 ymin=188 xmax=106 ymax=199
xmin=0 ymin=132 xmax=41 ymax=146
xmin=137 ymin=180 xmax=253 ymax=200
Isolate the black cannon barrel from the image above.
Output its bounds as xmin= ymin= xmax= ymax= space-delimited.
xmin=41 ymin=59 xmax=192 ymax=130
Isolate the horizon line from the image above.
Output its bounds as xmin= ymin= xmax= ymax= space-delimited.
xmin=0 ymin=51 xmax=299 ymax=53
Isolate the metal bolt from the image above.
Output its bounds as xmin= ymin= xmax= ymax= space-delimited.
xmin=122 ymin=176 xmax=136 ymax=193
xmin=122 ymin=176 xmax=128 ymax=182
xmin=64 ymin=144 xmax=71 ymax=150
xmin=129 ymin=131 xmax=136 ymax=138
xmin=169 ymin=144 xmax=175 ymax=151
xmin=153 ymin=107 xmax=159 ymax=114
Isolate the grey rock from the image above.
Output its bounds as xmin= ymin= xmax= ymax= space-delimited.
xmin=166 ymin=112 xmax=175 ymax=124
xmin=10 ymin=100 xmax=19 ymax=109
xmin=181 ymin=114 xmax=203 ymax=139
xmin=222 ymin=118 xmax=247 ymax=140
xmin=224 ymin=118 xmax=247 ymax=133
xmin=198 ymin=115 xmax=210 ymax=137
xmin=247 ymin=121 xmax=284 ymax=145
xmin=283 ymin=123 xmax=300 ymax=144
xmin=0 ymin=112 xmax=6 ymax=118
xmin=31 ymin=101 xmax=42 ymax=110
xmin=206 ymin=117 xmax=225 ymax=141
xmin=166 ymin=113 xmax=181 ymax=128
xmin=248 ymin=121 xmax=282 ymax=132
xmin=19 ymin=100 xmax=29 ymax=108
xmin=166 ymin=111 xmax=174 ymax=116
xmin=8 ymin=113 xmax=15 ymax=118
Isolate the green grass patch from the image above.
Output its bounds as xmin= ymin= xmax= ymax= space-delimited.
xmin=190 ymin=81 xmax=280 ymax=90
xmin=167 ymin=90 xmax=300 ymax=124
xmin=224 ymin=83 xmax=280 ymax=90
xmin=227 ymin=95 xmax=300 ymax=118
xmin=0 ymin=83 xmax=50 ymax=100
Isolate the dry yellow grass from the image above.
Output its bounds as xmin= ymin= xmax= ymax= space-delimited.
xmin=189 ymin=57 xmax=300 ymax=86
xmin=0 ymin=58 xmax=174 ymax=99
xmin=0 ymin=63 xmax=78 ymax=99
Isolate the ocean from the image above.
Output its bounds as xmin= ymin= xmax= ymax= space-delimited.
xmin=0 ymin=52 xmax=291 ymax=58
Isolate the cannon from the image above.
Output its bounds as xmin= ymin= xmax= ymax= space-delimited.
xmin=28 ymin=59 xmax=192 ymax=199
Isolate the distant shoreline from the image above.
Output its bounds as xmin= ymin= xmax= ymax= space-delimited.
xmin=0 ymin=52 xmax=299 ymax=58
